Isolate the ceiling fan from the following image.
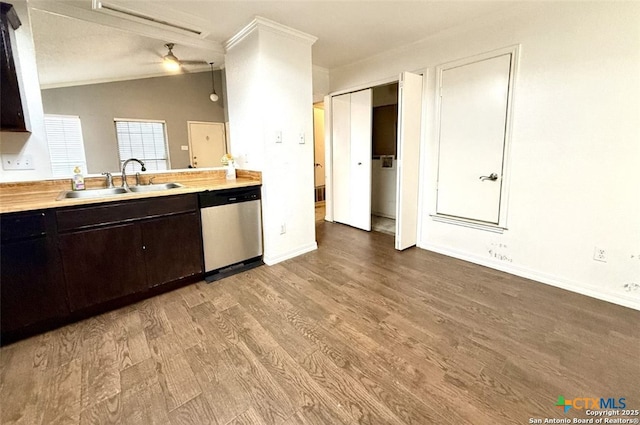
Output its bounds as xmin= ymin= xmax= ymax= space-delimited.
xmin=162 ymin=43 xmax=207 ymax=72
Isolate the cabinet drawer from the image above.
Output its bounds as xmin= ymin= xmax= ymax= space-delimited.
xmin=57 ymin=194 xmax=197 ymax=232
xmin=1 ymin=211 xmax=47 ymax=242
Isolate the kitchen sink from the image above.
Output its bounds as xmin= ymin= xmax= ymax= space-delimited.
xmin=57 ymin=187 xmax=128 ymax=200
xmin=129 ymin=182 xmax=183 ymax=193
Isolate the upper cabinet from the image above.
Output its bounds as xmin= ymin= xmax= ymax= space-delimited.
xmin=0 ymin=2 xmax=29 ymax=132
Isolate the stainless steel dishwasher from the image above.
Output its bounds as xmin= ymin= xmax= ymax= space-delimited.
xmin=199 ymin=186 xmax=263 ymax=282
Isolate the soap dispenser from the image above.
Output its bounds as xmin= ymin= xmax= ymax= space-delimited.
xmin=72 ymin=166 xmax=85 ymax=191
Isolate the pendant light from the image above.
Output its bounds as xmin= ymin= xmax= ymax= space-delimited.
xmin=209 ymin=62 xmax=219 ymax=102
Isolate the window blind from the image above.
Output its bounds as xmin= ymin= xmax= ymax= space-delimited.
xmin=44 ymin=114 xmax=88 ymax=178
xmin=115 ymin=120 xmax=169 ymax=171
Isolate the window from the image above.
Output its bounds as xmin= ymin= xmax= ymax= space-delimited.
xmin=114 ymin=119 xmax=169 ymax=171
xmin=44 ymin=114 xmax=87 ymax=178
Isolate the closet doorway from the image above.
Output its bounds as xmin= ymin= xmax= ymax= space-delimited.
xmin=329 ymin=71 xmax=423 ymax=250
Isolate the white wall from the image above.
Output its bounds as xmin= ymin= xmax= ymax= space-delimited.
xmin=330 ymin=2 xmax=640 ymax=309
xmin=225 ymin=18 xmax=318 ymax=265
xmin=0 ymin=0 xmax=52 ymax=182
xmin=312 ymin=65 xmax=330 ymax=104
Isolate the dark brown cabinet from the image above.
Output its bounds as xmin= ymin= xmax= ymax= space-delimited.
xmin=1 ymin=193 xmax=204 ymax=343
xmin=0 ymin=211 xmax=68 ymax=338
xmin=142 ymin=212 xmax=202 ymax=288
xmin=59 ymin=223 xmax=147 ymax=311
xmin=56 ymin=194 xmax=203 ymax=313
xmin=1 ymin=2 xmax=28 ymax=132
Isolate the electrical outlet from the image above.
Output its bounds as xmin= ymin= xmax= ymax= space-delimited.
xmin=593 ymin=247 xmax=607 ymax=262
xmin=2 ymin=154 xmax=34 ymax=170
xmin=280 ymin=223 xmax=286 ymax=235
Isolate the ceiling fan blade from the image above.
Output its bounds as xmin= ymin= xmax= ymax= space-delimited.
xmin=180 ymin=60 xmax=208 ymax=66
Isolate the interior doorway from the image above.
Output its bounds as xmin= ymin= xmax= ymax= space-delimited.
xmin=328 ymin=71 xmax=423 ymax=249
xmin=313 ymin=103 xmax=326 ymax=220
xmin=371 ymin=83 xmax=399 ymax=235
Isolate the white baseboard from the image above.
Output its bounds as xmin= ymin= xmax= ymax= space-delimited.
xmin=417 ymin=241 xmax=640 ymax=311
xmin=264 ymin=242 xmax=318 ymax=266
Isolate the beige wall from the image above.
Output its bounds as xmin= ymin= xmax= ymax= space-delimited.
xmin=41 ymin=70 xmax=225 ymax=173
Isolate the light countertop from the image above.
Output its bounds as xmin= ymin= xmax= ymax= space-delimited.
xmin=0 ymin=169 xmax=261 ymax=214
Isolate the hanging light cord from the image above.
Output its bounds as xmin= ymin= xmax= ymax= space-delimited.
xmin=209 ymin=63 xmax=216 ymax=95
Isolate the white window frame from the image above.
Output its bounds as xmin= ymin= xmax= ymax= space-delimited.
xmin=43 ymin=114 xmax=88 ymax=178
xmin=114 ymin=118 xmax=171 ymax=171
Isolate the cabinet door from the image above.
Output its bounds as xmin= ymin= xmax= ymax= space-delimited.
xmin=141 ymin=212 xmax=203 ymax=288
xmin=1 ymin=237 xmax=68 ymax=333
xmin=59 ymin=223 xmax=147 ymax=311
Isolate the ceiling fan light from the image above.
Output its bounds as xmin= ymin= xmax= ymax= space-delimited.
xmin=163 ymin=54 xmax=180 ymax=71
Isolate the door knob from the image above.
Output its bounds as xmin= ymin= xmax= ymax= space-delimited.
xmin=358 ymin=162 xmax=362 ymax=165
xmin=479 ymin=173 xmax=498 ymax=181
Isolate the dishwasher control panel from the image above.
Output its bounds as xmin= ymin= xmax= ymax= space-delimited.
xmin=199 ymin=186 xmax=261 ymax=208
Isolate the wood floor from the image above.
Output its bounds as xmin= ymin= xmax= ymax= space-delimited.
xmin=1 ymin=221 xmax=638 ymax=425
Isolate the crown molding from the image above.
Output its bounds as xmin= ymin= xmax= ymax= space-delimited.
xmin=224 ymin=16 xmax=317 ymax=52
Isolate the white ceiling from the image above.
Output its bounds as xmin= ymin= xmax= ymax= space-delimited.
xmin=29 ymin=0 xmax=517 ymax=88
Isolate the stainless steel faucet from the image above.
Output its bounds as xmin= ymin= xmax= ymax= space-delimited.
xmin=121 ymin=158 xmax=146 ymax=191
xmin=102 ymin=172 xmax=114 ymax=188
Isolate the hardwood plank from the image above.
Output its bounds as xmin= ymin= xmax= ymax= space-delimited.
xmin=188 ymin=301 xmax=241 ymax=350
xmin=119 ymin=359 xmax=171 ymax=424
xmin=80 ymin=331 xmax=120 ymax=410
xmin=138 ymin=298 xmax=173 ymax=341
xmin=155 ymin=352 xmax=202 ymax=411
xmin=227 ymin=407 xmax=267 ymax=425
xmin=222 ymin=342 xmax=296 ymax=425
xmin=112 ymin=311 xmax=151 ymax=370
xmin=163 ymin=299 xmax=208 ymax=348
xmin=299 ymin=350 xmax=404 ymax=425
xmin=39 ymin=358 xmax=82 ymax=425
xmin=185 ymin=342 xmax=250 ymax=425
xmin=79 ymin=393 xmax=121 ymax=425
xmin=169 ymin=394 xmax=220 ymax=425
xmin=256 ymin=347 xmax=352 ymax=425
xmin=120 ymin=381 xmax=171 ymax=425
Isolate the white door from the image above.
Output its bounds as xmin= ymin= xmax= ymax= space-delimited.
xmin=395 ymin=72 xmax=423 ymax=250
xmin=436 ymin=54 xmax=512 ymax=224
xmin=188 ymin=122 xmax=226 ymax=168
xmin=331 ymin=89 xmax=372 ymax=231
xmin=349 ymin=89 xmax=372 ymax=231
xmin=332 ymin=94 xmax=351 ymax=225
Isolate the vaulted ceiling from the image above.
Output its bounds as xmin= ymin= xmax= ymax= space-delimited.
xmin=28 ymin=0 xmax=517 ymax=88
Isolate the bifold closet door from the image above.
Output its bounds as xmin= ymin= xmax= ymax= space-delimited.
xmin=331 ymin=89 xmax=372 ymax=231
xmin=395 ymin=71 xmax=423 ymax=250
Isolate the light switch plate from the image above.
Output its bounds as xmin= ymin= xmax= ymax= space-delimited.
xmin=181 ymin=145 xmax=189 ymax=151
xmin=275 ymin=131 xmax=282 ymax=143
xmin=299 ymin=132 xmax=305 ymax=144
